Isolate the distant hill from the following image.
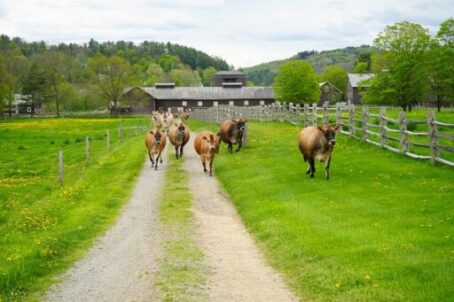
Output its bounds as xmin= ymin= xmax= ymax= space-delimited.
xmin=242 ymin=45 xmax=374 ymax=86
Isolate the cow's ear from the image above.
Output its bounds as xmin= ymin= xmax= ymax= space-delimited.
xmin=149 ymin=130 xmax=154 ymax=134
xmin=334 ymin=124 xmax=341 ymax=131
xmin=209 ymin=134 xmax=215 ymax=143
xmin=317 ymin=126 xmax=323 ymax=132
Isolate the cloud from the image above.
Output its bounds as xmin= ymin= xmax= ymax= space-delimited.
xmin=1 ymin=0 xmax=453 ymax=67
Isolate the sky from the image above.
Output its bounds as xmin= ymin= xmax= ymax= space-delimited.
xmin=0 ymin=0 xmax=453 ymax=68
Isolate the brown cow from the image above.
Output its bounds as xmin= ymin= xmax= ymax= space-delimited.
xmin=168 ymin=122 xmax=190 ymax=159
xmin=219 ymin=118 xmax=246 ymax=153
xmin=145 ymin=128 xmax=167 ymax=170
xmin=152 ymin=111 xmax=164 ymax=130
xmin=194 ymin=131 xmax=221 ymax=176
xmin=298 ymin=124 xmax=340 ymax=179
xmin=162 ymin=112 xmax=174 ymax=134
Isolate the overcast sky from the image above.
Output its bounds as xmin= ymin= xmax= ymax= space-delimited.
xmin=0 ymin=0 xmax=452 ymax=68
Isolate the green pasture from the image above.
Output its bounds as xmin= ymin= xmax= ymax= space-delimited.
xmin=189 ymin=119 xmax=454 ymax=301
xmin=0 ymin=117 xmax=149 ymax=300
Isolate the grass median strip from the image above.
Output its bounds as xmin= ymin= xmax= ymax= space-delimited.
xmin=156 ymin=152 xmax=208 ymax=301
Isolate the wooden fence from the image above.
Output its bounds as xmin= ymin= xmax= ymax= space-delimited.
xmin=191 ymin=103 xmax=454 ymax=167
xmin=57 ymin=124 xmax=148 ymax=186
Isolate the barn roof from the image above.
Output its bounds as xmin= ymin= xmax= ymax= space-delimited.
xmin=215 ymin=71 xmax=246 ymax=76
xmin=348 ymin=73 xmax=375 ymax=88
xmin=138 ymin=86 xmax=274 ymax=100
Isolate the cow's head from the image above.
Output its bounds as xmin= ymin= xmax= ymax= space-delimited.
xmin=319 ymin=124 xmax=340 ymax=146
xmin=154 ymin=130 xmax=163 ymax=146
xmin=203 ymin=134 xmax=218 ymax=154
xmin=175 ymin=123 xmax=186 ymax=142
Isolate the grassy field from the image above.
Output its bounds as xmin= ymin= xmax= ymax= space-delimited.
xmin=156 ymin=151 xmax=208 ymax=301
xmin=188 ymin=119 xmax=454 ymax=301
xmin=0 ymin=117 xmax=149 ymax=301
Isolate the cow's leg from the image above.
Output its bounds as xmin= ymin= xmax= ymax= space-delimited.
xmin=228 ymin=143 xmax=233 ymax=153
xmin=309 ymin=158 xmax=315 ymax=178
xmin=155 ymin=152 xmax=161 ymax=170
xmin=148 ymin=152 xmax=155 ymax=167
xmin=202 ymin=157 xmax=207 ymax=172
xmin=325 ymin=155 xmax=332 ymax=180
xmin=175 ymin=146 xmax=179 ymax=159
xmin=179 ymin=145 xmax=184 ymax=158
xmin=209 ymin=158 xmax=213 ymax=176
xmin=236 ymin=139 xmax=242 ymax=152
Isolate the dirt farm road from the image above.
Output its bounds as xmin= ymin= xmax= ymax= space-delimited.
xmin=44 ymin=135 xmax=296 ymax=301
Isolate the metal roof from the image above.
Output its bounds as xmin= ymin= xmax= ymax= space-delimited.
xmin=140 ymin=86 xmax=274 ymax=100
xmin=215 ymin=71 xmax=246 ymax=76
xmin=348 ymin=73 xmax=375 ymax=88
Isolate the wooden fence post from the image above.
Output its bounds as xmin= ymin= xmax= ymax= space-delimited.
xmin=118 ymin=125 xmax=122 ymax=143
xmin=85 ymin=136 xmax=90 ymax=165
xmin=335 ymin=103 xmax=341 ymax=125
xmin=323 ymin=103 xmax=329 ymax=124
xmin=295 ymin=104 xmax=301 ymax=125
xmin=312 ymin=103 xmax=318 ymax=125
xmin=106 ymin=130 xmax=110 ymax=151
xmin=362 ymin=106 xmax=369 ymax=142
xmin=427 ymin=111 xmax=438 ymax=165
xmin=304 ymin=103 xmax=309 ymax=127
xmin=349 ymin=104 xmax=355 ymax=138
xmin=399 ymin=111 xmax=408 ymax=154
xmin=58 ymin=150 xmax=63 ymax=186
xmin=379 ymin=107 xmax=386 ymax=147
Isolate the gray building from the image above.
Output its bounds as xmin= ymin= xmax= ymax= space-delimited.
xmin=347 ymin=73 xmax=375 ymax=104
xmin=213 ymin=71 xmax=247 ymax=87
xmin=122 ymin=84 xmax=275 ymax=113
xmin=319 ymin=82 xmax=343 ymax=105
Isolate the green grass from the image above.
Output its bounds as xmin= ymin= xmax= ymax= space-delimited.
xmin=156 ymin=152 xmax=207 ymax=302
xmin=189 ymin=119 xmax=454 ymax=301
xmin=0 ymin=117 xmax=149 ymax=301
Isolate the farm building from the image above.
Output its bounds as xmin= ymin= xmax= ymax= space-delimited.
xmin=1 ymin=94 xmax=41 ymax=115
xmin=319 ymin=82 xmax=343 ymax=105
xmin=122 ymin=84 xmax=275 ymax=113
xmin=346 ymin=73 xmax=375 ymax=104
xmin=213 ymin=70 xmax=247 ymax=87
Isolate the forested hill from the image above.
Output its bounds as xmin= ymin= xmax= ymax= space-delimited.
xmin=0 ymin=35 xmax=230 ymax=71
xmin=242 ymin=45 xmax=373 ymax=85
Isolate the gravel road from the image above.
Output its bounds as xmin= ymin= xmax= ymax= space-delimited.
xmin=44 ymin=156 xmax=166 ymax=302
xmin=183 ymin=134 xmax=297 ymax=302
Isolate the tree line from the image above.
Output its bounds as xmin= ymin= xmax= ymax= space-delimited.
xmin=0 ymin=36 xmax=230 ymax=116
xmin=272 ymin=18 xmax=454 ymax=111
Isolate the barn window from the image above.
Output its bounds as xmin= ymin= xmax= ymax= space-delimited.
xmin=213 ymin=101 xmax=218 ymax=106
xmin=244 ymin=100 xmax=249 ymax=106
xmin=229 ymin=101 xmax=234 ymax=106
xmin=182 ymin=101 xmax=187 ymax=106
xmin=324 ymin=85 xmax=330 ymax=93
xmin=260 ymin=100 xmax=265 ymax=106
xmin=27 ymin=107 xmax=32 ymax=113
xmin=198 ymin=101 xmax=203 ymax=106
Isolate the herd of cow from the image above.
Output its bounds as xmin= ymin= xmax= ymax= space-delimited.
xmin=145 ymin=111 xmax=340 ymax=179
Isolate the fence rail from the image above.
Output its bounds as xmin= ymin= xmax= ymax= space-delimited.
xmin=191 ymin=103 xmax=454 ymax=167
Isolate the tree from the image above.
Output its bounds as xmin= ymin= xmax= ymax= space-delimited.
xmin=89 ymin=54 xmax=131 ymax=113
xmin=22 ymin=63 xmax=48 ymax=116
xmin=319 ymin=65 xmax=347 ymax=99
xmin=169 ymin=68 xmax=201 ymax=86
xmin=201 ymin=67 xmax=217 ymax=86
xmin=273 ymin=60 xmax=320 ymax=104
xmin=427 ymin=18 xmax=454 ymax=111
xmin=367 ymin=21 xmax=432 ymax=111
xmin=158 ymin=54 xmax=178 ymax=72
xmin=353 ymin=62 xmax=369 ymax=73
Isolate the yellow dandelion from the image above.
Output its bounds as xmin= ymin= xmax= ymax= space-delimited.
xmin=335 ymin=283 xmax=341 ymax=288
xmin=364 ymin=275 xmax=370 ymax=281
xmin=35 ymin=240 xmax=42 ymax=245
